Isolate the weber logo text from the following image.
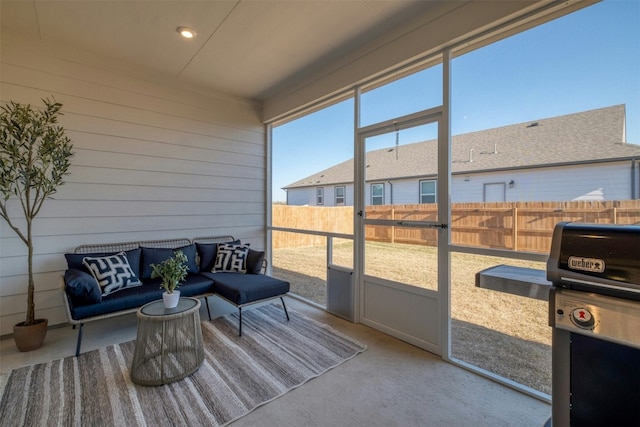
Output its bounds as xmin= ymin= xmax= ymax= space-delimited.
xmin=568 ymin=256 xmax=605 ymax=273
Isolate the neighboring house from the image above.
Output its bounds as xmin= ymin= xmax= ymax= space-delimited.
xmin=284 ymin=105 xmax=640 ymax=205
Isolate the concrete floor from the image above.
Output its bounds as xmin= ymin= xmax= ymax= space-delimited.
xmin=0 ymin=297 xmax=550 ymax=426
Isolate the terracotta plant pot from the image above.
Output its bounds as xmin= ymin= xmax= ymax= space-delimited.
xmin=13 ymin=318 xmax=48 ymax=352
xmin=162 ymin=290 xmax=181 ymax=308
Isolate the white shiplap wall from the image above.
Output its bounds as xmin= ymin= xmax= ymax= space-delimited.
xmin=0 ymin=36 xmax=265 ymax=335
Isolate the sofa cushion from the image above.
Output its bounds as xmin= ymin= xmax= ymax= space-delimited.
xmin=202 ymin=271 xmax=289 ymax=305
xmin=82 ymin=252 xmax=142 ymax=297
xmin=196 ymin=240 xmax=240 ymax=272
xmin=64 ymin=268 xmax=102 ymax=305
xmin=212 ymin=243 xmax=249 ymax=273
xmin=67 ymin=274 xmax=214 ymax=320
xmin=140 ymin=244 xmax=198 ymax=279
xmin=65 ymin=248 xmax=142 ymax=278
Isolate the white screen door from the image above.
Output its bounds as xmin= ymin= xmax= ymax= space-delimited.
xmin=355 ymin=109 xmax=448 ymax=353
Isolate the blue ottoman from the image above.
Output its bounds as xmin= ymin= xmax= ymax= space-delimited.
xmin=201 ymin=272 xmax=290 ymax=335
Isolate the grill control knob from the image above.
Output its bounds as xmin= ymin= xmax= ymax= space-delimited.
xmin=571 ymin=308 xmax=595 ymax=329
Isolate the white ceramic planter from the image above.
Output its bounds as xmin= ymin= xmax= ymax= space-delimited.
xmin=162 ymin=290 xmax=180 ymax=308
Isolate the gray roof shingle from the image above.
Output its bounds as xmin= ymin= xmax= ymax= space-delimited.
xmin=284 ymin=105 xmax=639 ymax=188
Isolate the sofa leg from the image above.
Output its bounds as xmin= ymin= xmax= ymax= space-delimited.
xmin=204 ymin=296 xmax=212 ymax=321
xmin=75 ymin=323 xmax=84 ymax=357
xmin=238 ymin=307 xmax=243 ymax=337
xmin=280 ymin=297 xmax=290 ymax=321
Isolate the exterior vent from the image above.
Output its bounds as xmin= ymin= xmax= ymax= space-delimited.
xmin=527 ymin=122 xmax=539 ymax=128
xmin=481 ymin=144 xmax=499 ymax=155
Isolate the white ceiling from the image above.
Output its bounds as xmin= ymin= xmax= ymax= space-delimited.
xmin=0 ymin=0 xmax=442 ymax=101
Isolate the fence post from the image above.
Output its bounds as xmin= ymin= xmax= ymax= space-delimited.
xmin=391 ymin=206 xmax=395 ymax=243
xmin=513 ymin=207 xmax=519 ymax=251
xmin=612 ymin=207 xmax=617 ymax=224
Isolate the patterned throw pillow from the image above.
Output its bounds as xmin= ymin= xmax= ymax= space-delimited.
xmin=212 ymin=243 xmax=249 ymax=273
xmin=82 ymin=252 xmax=142 ymax=296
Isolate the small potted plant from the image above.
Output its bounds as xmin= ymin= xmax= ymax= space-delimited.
xmin=150 ymin=251 xmax=188 ymax=308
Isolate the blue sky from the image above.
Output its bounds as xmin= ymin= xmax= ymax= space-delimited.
xmin=272 ymin=0 xmax=640 ymax=202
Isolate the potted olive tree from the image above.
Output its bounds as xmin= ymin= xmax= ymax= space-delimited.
xmin=0 ymin=98 xmax=73 ymax=351
xmin=150 ymin=251 xmax=188 ymax=308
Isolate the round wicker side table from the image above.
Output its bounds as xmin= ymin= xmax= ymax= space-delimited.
xmin=131 ymin=297 xmax=204 ymax=386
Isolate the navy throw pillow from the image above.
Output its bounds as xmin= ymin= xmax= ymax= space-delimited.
xmin=140 ymin=244 xmax=198 ymax=279
xmin=64 ymin=268 xmax=102 ymax=305
xmin=246 ymin=249 xmax=265 ymax=274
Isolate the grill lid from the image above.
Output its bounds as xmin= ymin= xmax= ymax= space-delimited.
xmin=547 ymin=222 xmax=640 ymax=296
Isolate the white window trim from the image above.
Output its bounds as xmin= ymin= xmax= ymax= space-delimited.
xmin=335 ymin=185 xmax=346 ymax=206
xmin=419 ymin=179 xmax=437 ymax=204
xmin=316 ymin=187 xmax=324 ymax=205
xmin=371 ymin=183 xmax=384 ymax=205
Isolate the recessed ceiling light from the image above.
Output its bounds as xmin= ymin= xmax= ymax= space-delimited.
xmin=177 ymin=27 xmax=196 ymax=39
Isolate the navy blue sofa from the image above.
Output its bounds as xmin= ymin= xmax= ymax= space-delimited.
xmin=62 ymin=236 xmax=290 ymax=356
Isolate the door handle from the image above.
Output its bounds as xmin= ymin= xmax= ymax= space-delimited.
xmin=428 ymin=223 xmax=448 ymax=229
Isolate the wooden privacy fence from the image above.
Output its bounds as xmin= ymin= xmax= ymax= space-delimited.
xmin=272 ymin=206 xmax=353 ymax=248
xmin=272 ymin=200 xmax=640 ymax=254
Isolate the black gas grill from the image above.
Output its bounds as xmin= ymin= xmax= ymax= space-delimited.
xmin=547 ymin=222 xmax=640 ymax=426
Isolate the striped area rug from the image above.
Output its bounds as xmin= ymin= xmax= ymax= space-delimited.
xmin=0 ymin=304 xmax=366 ymax=427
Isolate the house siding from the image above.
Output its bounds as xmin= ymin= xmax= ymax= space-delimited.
xmin=389 ymin=180 xmax=436 ymax=205
xmin=286 ymin=161 xmax=637 ymax=207
xmin=287 ymin=190 xmax=314 ymax=206
xmin=289 ymin=185 xmax=356 ymax=206
xmin=452 ymin=162 xmax=637 ymax=202
xmin=0 ymin=36 xmax=265 ymax=334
